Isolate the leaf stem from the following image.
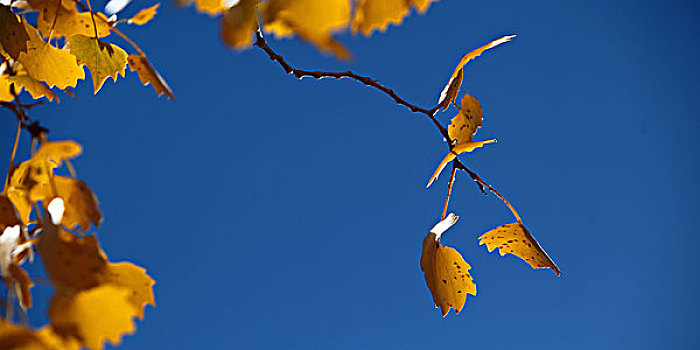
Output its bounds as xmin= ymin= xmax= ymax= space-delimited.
xmin=83 ymin=0 xmax=100 ymax=39
xmin=441 ymin=164 xmax=457 ymax=220
xmin=454 ymin=159 xmax=522 ymax=223
xmin=2 ymin=114 xmax=22 ymax=195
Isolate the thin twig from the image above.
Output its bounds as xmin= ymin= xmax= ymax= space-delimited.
xmin=2 ymin=114 xmax=21 ymax=195
xmin=454 ymin=159 xmax=522 ymax=222
xmin=441 ymin=164 xmax=457 ymax=220
xmin=253 ymin=30 xmax=453 ymax=144
xmin=83 ymin=0 xmax=100 ymax=39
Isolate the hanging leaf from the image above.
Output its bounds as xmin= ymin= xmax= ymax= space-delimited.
xmin=0 ymin=195 xmax=21 ymax=230
xmin=410 ymin=0 xmax=439 ymax=13
xmin=479 ymin=222 xmax=561 ymax=276
xmin=30 ymin=0 xmax=111 ymax=38
xmin=68 ymin=34 xmax=128 ymax=94
xmin=178 ymin=0 xmax=226 ymax=16
xmin=448 ymin=93 xmax=483 ymax=144
xmin=127 ymin=54 xmax=175 ymax=99
xmin=0 ymin=5 xmax=30 ymax=60
xmin=6 ymin=74 xmax=60 ymax=102
xmin=128 ymin=3 xmax=160 ymax=25
xmin=420 ymin=214 xmax=477 ymax=316
xmin=352 ymin=0 xmax=409 ymax=36
xmin=29 ymin=176 xmax=102 ymax=230
xmin=221 ymin=0 xmax=258 ymax=50
xmin=0 ymin=74 xmax=14 ymax=102
xmin=437 ymin=35 xmax=515 ymax=110
xmin=426 ymin=139 xmax=496 ymax=188
xmin=17 ymin=22 xmax=85 ymax=89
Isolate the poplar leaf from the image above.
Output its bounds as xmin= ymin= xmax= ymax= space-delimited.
xmin=410 ymin=0 xmax=439 ymax=13
xmin=352 ymin=0 xmax=409 ymax=36
xmin=0 ymin=195 xmax=21 ymax=230
xmin=0 ymin=74 xmax=14 ymax=102
xmin=0 ymin=5 xmax=30 ymax=60
xmin=221 ymin=0 xmax=258 ymax=49
xmin=6 ymin=74 xmax=60 ymax=102
xmin=30 ymin=0 xmax=111 ymax=38
xmin=426 ymin=139 xmax=496 ymax=188
xmin=420 ymin=214 xmax=476 ymax=316
xmin=17 ymin=22 xmax=85 ymax=89
xmin=127 ymin=54 xmax=174 ymax=99
xmin=437 ymin=35 xmax=515 ymax=110
xmin=68 ymin=35 xmax=128 ymax=94
xmin=448 ymin=93 xmax=483 ymax=144
xmin=128 ymin=3 xmax=160 ymax=25
xmin=178 ymin=0 xmax=226 ymax=16
xmin=479 ymin=222 xmax=561 ymax=276
xmin=29 ymin=176 xmax=102 ymax=230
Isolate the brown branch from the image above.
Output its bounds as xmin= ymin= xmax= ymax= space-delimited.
xmin=253 ymin=30 xmax=453 ymax=144
xmin=454 ymin=159 xmax=522 ymax=222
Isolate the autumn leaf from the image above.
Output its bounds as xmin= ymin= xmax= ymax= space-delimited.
xmin=479 ymin=222 xmax=561 ymax=276
xmin=0 ymin=73 xmax=14 ymax=102
xmin=448 ymin=93 xmax=483 ymax=145
xmin=437 ymin=35 xmax=515 ymax=110
xmin=352 ymin=0 xmax=410 ymax=36
xmin=426 ymin=139 xmax=496 ymax=188
xmin=6 ymin=74 xmax=60 ymax=102
xmin=178 ymin=0 xmax=227 ymax=16
xmin=410 ymin=0 xmax=439 ymax=13
xmin=17 ymin=22 xmax=85 ymax=89
xmin=127 ymin=54 xmax=175 ymax=99
xmin=128 ymin=3 xmax=160 ymax=25
xmin=29 ymin=175 xmax=102 ymax=230
xmin=102 ymin=262 xmax=156 ymax=319
xmin=420 ymin=214 xmax=477 ymax=316
xmin=262 ymin=0 xmax=352 ymax=60
xmin=0 ymin=197 xmax=34 ymax=309
xmin=221 ymin=0 xmax=258 ymax=50
xmin=0 ymin=195 xmax=21 ymax=230
xmin=30 ymin=0 xmax=111 ymax=38
xmin=68 ymin=35 xmax=128 ymax=94
xmin=0 ymin=5 xmax=30 ymax=60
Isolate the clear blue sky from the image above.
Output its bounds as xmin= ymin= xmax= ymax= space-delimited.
xmin=2 ymin=0 xmax=699 ymax=348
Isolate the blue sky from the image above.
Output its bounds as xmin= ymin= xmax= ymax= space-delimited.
xmin=2 ymin=0 xmax=699 ymax=348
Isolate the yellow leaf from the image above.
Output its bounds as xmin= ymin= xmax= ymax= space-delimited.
xmin=438 ymin=68 xmax=462 ymax=111
xmin=102 ymin=262 xmax=155 ymax=319
xmin=437 ymin=35 xmax=515 ymax=110
xmin=33 ymin=140 xmax=83 ymax=171
xmin=17 ymin=22 xmax=85 ymax=89
xmin=420 ymin=214 xmax=476 ymax=316
xmin=0 ymin=5 xmax=30 ymax=60
xmin=6 ymin=74 xmax=60 ymax=102
xmin=426 ymin=139 xmax=496 ymax=188
xmin=49 ymin=285 xmax=138 ymax=350
xmin=410 ymin=0 xmax=439 ymax=13
xmin=68 ymin=35 xmax=128 ymax=94
xmin=221 ymin=0 xmax=258 ymax=50
xmin=178 ymin=0 xmax=226 ymax=16
xmin=448 ymin=93 xmax=483 ymax=144
xmin=30 ymin=0 xmax=111 ymax=38
xmin=0 ymin=74 xmax=14 ymax=102
xmin=30 ymin=176 xmax=102 ymax=230
xmin=479 ymin=222 xmax=561 ymax=276
xmin=352 ymin=0 xmax=409 ymax=36
xmin=262 ymin=0 xmax=352 ymax=60
xmin=129 ymin=3 xmax=160 ymax=25
xmin=35 ymin=327 xmax=82 ymax=350
xmin=127 ymin=54 xmax=175 ymax=99
xmin=0 ymin=320 xmax=52 ymax=350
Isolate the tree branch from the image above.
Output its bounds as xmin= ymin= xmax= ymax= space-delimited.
xmin=453 ymin=159 xmax=522 ymax=222
xmin=253 ymin=30 xmax=453 ymax=144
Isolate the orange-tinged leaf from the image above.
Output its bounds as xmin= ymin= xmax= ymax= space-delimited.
xmin=129 ymin=3 xmax=160 ymax=25
xmin=127 ymin=54 xmax=174 ymax=99
xmin=17 ymin=22 xmax=85 ymax=89
xmin=262 ymin=0 xmax=352 ymax=59
xmin=352 ymin=0 xmax=409 ymax=36
xmin=0 ymin=195 xmax=21 ymax=230
xmin=479 ymin=222 xmax=561 ymax=276
xmin=0 ymin=320 xmax=52 ymax=350
xmin=30 ymin=0 xmax=111 ymax=38
xmin=68 ymin=35 xmax=128 ymax=94
xmin=49 ymin=285 xmax=138 ymax=350
xmin=8 ymin=263 xmax=33 ymax=309
xmin=438 ymin=68 xmax=462 ymax=111
xmin=448 ymin=93 xmax=483 ymax=144
xmin=102 ymin=262 xmax=155 ymax=319
xmin=30 ymin=176 xmax=102 ymax=230
xmin=0 ymin=5 xmax=30 ymax=60
xmin=0 ymin=74 xmax=14 ymax=102
xmin=178 ymin=0 xmax=226 ymax=16
xmin=221 ymin=0 xmax=258 ymax=50
xmin=33 ymin=140 xmax=83 ymax=170
xmin=426 ymin=139 xmax=496 ymax=188
xmin=420 ymin=214 xmax=476 ymax=316
xmin=6 ymin=74 xmax=60 ymax=102
xmin=410 ymin=0 xmax=439 ymax=13
xmin=35 ymin=327 xmax=82 ymax=350
xmin=437 ymin=35 xmax=515 ymax=109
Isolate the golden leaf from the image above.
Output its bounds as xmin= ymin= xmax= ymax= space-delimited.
xmin=420 ymin=214 xmax=476 ymax=316
xmin=68 ymin=35 xmax=128 ymax=94
xmin=0 ymin=74 xmax=14 ymax=102
xmin=437 ymin=35 xmax=515 ymax=110
xmin=479 ymin=222 xmax=561 ymax=276
xmin=448 ymin=93 xmax=483 ymax=144
xmin=17 ymin=22 xmax=85 ymax=89
xmin=0 ymin=320 xmax=51 ymax=350
xmin=35 ymin=327 xmax=82 ymax=350
xmin=0 ymin=5 xmax=30 ymax=60
xmin=127 ymin=54 xmax=175 ymax=99
xmin=352 ymin=0 xmax=409 ymax=36
xmin=410 ymin=0 xmax=439 ymax=13
xmin=6 ymin=74 xmax=60 ymax=102
xmin=30 ymin=176 xmax=102 ymax=230
xmin=49 ymin=285 xmax=138 ymax=350
xmin=426 ymin=139 xmax=496 ymax=188
xmin=101 ymin=262 xmax=155 ymax=319
xmin=221 ymin=0 xmax=258 ymax=50
xmin=30 ymin=0 xmax=111 ymax=38
xmin=129 ymin=3 xmax=160 ymax=25
xmin=438 ymin=68 xmax=462 ymax=111
xmin=262 ymin=0 xmax=352 ymax=60
xmin=178 ymin=0 xmax=226 ymax=16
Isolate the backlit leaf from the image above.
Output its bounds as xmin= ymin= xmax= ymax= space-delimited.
xmin=410 ymin=0 xmax=439 ymax=13
xmin=262 ymin=0 xmax=352 ymax=60
xmin=437 ymin=35 xmax=515 ymax=110
xmin=448 ymin=93 xmax=483 ymax=144
xmin=6 ymin=74 xmax=60 ymax=102
xmin=17 ymin=22 xmax=85 ymax=89
xmin=420 ymin=214 xmax=476 ymax=316
xmin=127 ymin=54 xmax=174 ymax=99
xmin=30 ymin=0 xmax=111 ymax=38
xmin=30 ymin=176 xmax=102 ymax=230
xmin=102 ymin=262 xmax=155 ymax=319
xmin=479 ymin=222 xmax=561 ymax=275
xmin=0 ymin=74 xmax=14 ymax=102
xmin=0 ymin=5 xmax=30 ymax=60
xmin=352 ymin=0 xmax=409 ymax=36
xmin=178 ymin=0 xmax=226 ymax=16
xmin=221 ymin=0 xmax=258 ymax=50
xmin=68 ymin=34 xmax=128 ymax=94
xmin=128 ymin=3 xmax=160 ymax=25
xmin=426 ymin=139 xmax=496 ymax=188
